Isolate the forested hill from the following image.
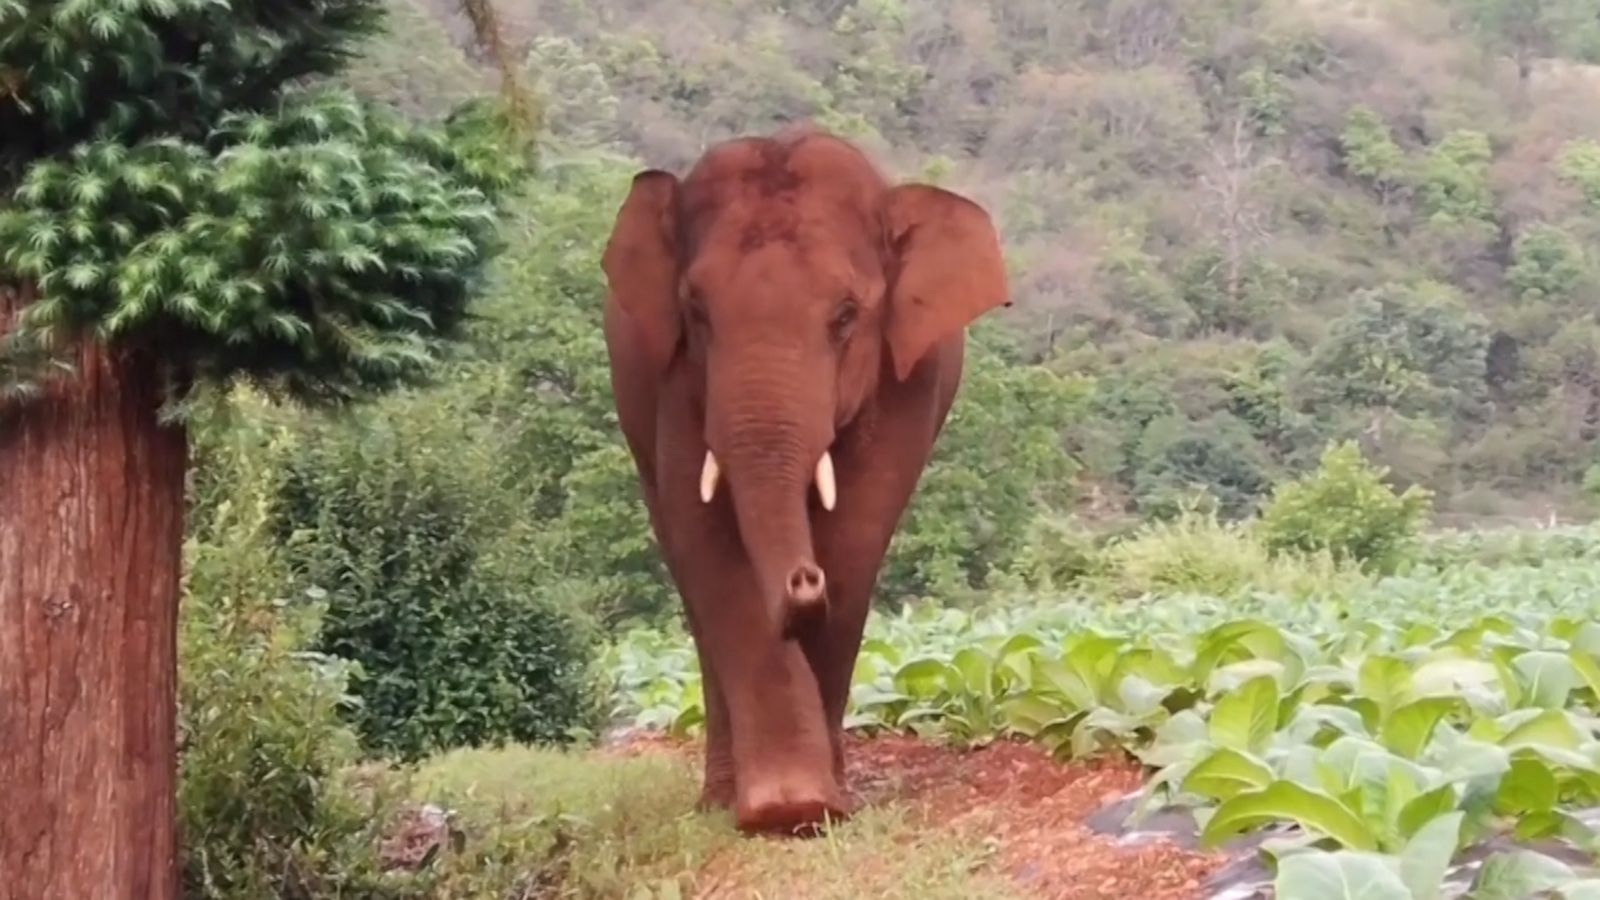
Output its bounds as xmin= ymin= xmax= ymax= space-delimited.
xmin=352 ymin=0 xmax=1600 ymax=523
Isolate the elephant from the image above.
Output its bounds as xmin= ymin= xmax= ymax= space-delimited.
xmin=599 ymin=124 xmax=1009 ymax=834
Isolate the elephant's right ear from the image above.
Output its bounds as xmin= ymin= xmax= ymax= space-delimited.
xmin=602 ymin=170 xmax=683 ymax=374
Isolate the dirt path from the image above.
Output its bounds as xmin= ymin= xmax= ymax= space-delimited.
xmin=612 ymin=733 xmax=1222 ymax=899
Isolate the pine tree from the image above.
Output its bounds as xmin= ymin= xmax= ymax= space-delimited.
xmin=0 ymin=3 xmax=524 ymax=896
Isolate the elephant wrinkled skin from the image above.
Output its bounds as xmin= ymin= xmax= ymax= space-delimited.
xmin=599 ymin=126 xmax=1010 ymax=834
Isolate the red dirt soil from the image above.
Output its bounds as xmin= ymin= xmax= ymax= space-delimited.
xmin=612 ymin=733 xmax=1222 ymax=899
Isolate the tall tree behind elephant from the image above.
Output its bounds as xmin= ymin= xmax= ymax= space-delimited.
xmin=599 ymin=125 xmax=1009 ymax=833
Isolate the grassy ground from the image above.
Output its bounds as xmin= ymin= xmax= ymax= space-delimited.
xmin=375 ymin=735 xmax=1214 ymax=899
xmin=382 ymin=741 xmax=1020 ymax=899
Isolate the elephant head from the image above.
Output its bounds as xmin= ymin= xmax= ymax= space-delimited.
xmin=601 ymin=128 xmax=1008 ymax=635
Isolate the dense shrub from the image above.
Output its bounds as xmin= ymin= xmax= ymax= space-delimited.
xmin=1260 ymin=440 xmax=1433 ymax=573
xmin=274 ymin=392 xmax=605 ymax=760
xmin=1090 ymin=506 xmax=1360 ymax=600
xmin=180 ymin=394 xmax=400 ymax=899
xmin=877 ymin=332 xmax=1088 ymax=603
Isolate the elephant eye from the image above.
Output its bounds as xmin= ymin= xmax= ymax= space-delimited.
xmin=830 ymin=299 xmax=859 ymax=340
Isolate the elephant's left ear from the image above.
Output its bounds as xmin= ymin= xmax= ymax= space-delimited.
xmin=882 ymin=184 xmax=1010 ymax=382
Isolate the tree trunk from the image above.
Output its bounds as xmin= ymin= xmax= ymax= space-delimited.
xmin=0 ymin=284 xmax=185 ymax=900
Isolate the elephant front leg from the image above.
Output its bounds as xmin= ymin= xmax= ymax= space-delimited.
xmin=668 ymin=515 xmax=848 ymax=833
xmin=807 ymin=373 xmax=949 ymax=795
xmin=800 ymin=545 xmax=882 ymax=792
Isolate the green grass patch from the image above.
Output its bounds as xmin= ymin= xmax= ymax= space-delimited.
xmin=386 ymin=745 xmax=1016 ymax=898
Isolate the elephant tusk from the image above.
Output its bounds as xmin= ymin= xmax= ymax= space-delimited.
xmin=699 ymin=451 xmax=720 ymax=504
xmin=815 ymin=452 xmax=837 ymax=512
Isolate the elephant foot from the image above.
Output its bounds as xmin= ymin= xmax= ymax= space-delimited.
xmin=735 ymin=774 xmax=851 ymax=836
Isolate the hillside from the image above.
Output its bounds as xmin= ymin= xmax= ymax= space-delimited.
xmin=354 ymin=0 xmax=1600 ymax=526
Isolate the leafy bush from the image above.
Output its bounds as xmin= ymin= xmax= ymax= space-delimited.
xmin=999 ymin=515 xmax=1108 ymax=591
xmin=1261 ymin=441 xmax=1433 ymax=573
xmin=1093 ymin=507 xmax=1360 ymax=600
xmin=180 ymin=394 xmax=399 ymax=899
xmin=878 ymin=332 xmax=1088 ymax=602
xmin=275 ymin=392 xmax=604 ymax=760
xmin=1129 ymin=412 xmax=1277 ymax=520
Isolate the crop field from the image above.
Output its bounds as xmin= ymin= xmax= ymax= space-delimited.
xmin=607 ymin=543 xmax=1600 ymax=899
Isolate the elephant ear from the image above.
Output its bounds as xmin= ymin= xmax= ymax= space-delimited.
xmin=602 ymin=170 xmax=683 ymax=373
xmin=882 ymin=184 xmax=1010 ymax=382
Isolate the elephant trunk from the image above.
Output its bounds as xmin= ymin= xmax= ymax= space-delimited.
xmin=704 ymin=361 xmax=834 ymax=637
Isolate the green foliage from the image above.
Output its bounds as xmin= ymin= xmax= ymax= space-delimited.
xmin=1417 ymin=131 xmax=1497 ymax=229
xmin=0 ymin=1 xmax=523 ymax=403
xmin=0 ymin=0 xmax=383 ymax=164
xmin=1507 ymin=225 xmax=1590 ymax=306
xmin=341 ymin=0 xmax=486 ymax=120
xmin=1261 ymin=441 xmax=1434 ymax=574
xmin=1449 ymin=0 xmax=1600 ymax=73
xmin=1302 ymin=282 xmax=1490 ymax=422
xmin=274 ymin=394 xmax=605 ymax=760
xmin=1129 ymin=411 xmax=1276 ymax=519
xmin=1559 ymin=140 xmax=1600 ymax=208
xmin=1341 ymin=107 xmax=1410 ymax=198
xmin=463 ymin=153 xmax=676 ymax=626
xmin=878 ymin=332 xmax=1088 ymax=602
xmin=1093 ymin=507 xmax=1360 ymax=600
xmin=179 ymin=394 xmax=399 ymax=899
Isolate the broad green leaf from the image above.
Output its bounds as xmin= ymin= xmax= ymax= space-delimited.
xmin=1036 ymin=658 xmax=1097 ymax=710
xmin=1398 ymin=811 xmax=1462 ymax=900
xmin=1182 ymin=748 xmax=1274 ymax=802
xmin=1501 ymin=708 xmax=1583 ymax=753
xmin=860 ymin=639 xmax=902 ymax=668
xmin=1397 ymin=785 xmax=1459 ymax=840
xmin=1116 ymin=674 xmax=1172 ymax=717
xmin=1000 ymin=693 xmax=1068 ymax=737
xmin=894 ymin=658 xmax=954 ymax=699
xmin=1273 ymin=850 xmax=1411 ymax=900
xmin=1513 ymin=651 xmax=1580 ymax=710
xmin=1570 ymin=651 xmax=1600 ymax=701
xmin=1194 ymin=619 xmax=1288 ymax=684
xmin=1284 ymin=704 xmax=1370 ymax=746
xmin=951 ymin=648 xmax=994 ymax=695
xmin=1492 ymin=651 xmax=1527 ymax=710
xmin=1209 ymin=657 xmax=1287 ymax=695
xmin=1360 ymin=655 xmax=1415 ymax=719
xmin=1382 ymin=698 xmax=1458 ymax=759
xmin=1470 ymin=850 xmax=1576 ymax=900
xmin=1138 ymin=709 xmax=1210 ymax=767
xmin=1411 ymin=657 xmax=1500 ymax=699
xmin=1061 ymin=633 xmax=1121 ymax=701
xmin=1496 ymin=756 xmax=1558 ymax=816
xmin=1202 ymin=781 xmax=1378 ymax=851
xmin=1557 ymin=880 xmax=1600 ymax=900
xmin=1035 ymin=711 xmax=1089 ymax=755
xmin=1560 ymin=621 xmax=1600 ymax=658
xmin=1210 ymin=674 xmax=1280 ymax=755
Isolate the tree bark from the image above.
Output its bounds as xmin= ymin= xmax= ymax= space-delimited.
xmin=1 ymin=284 xmax=185 ymax=900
